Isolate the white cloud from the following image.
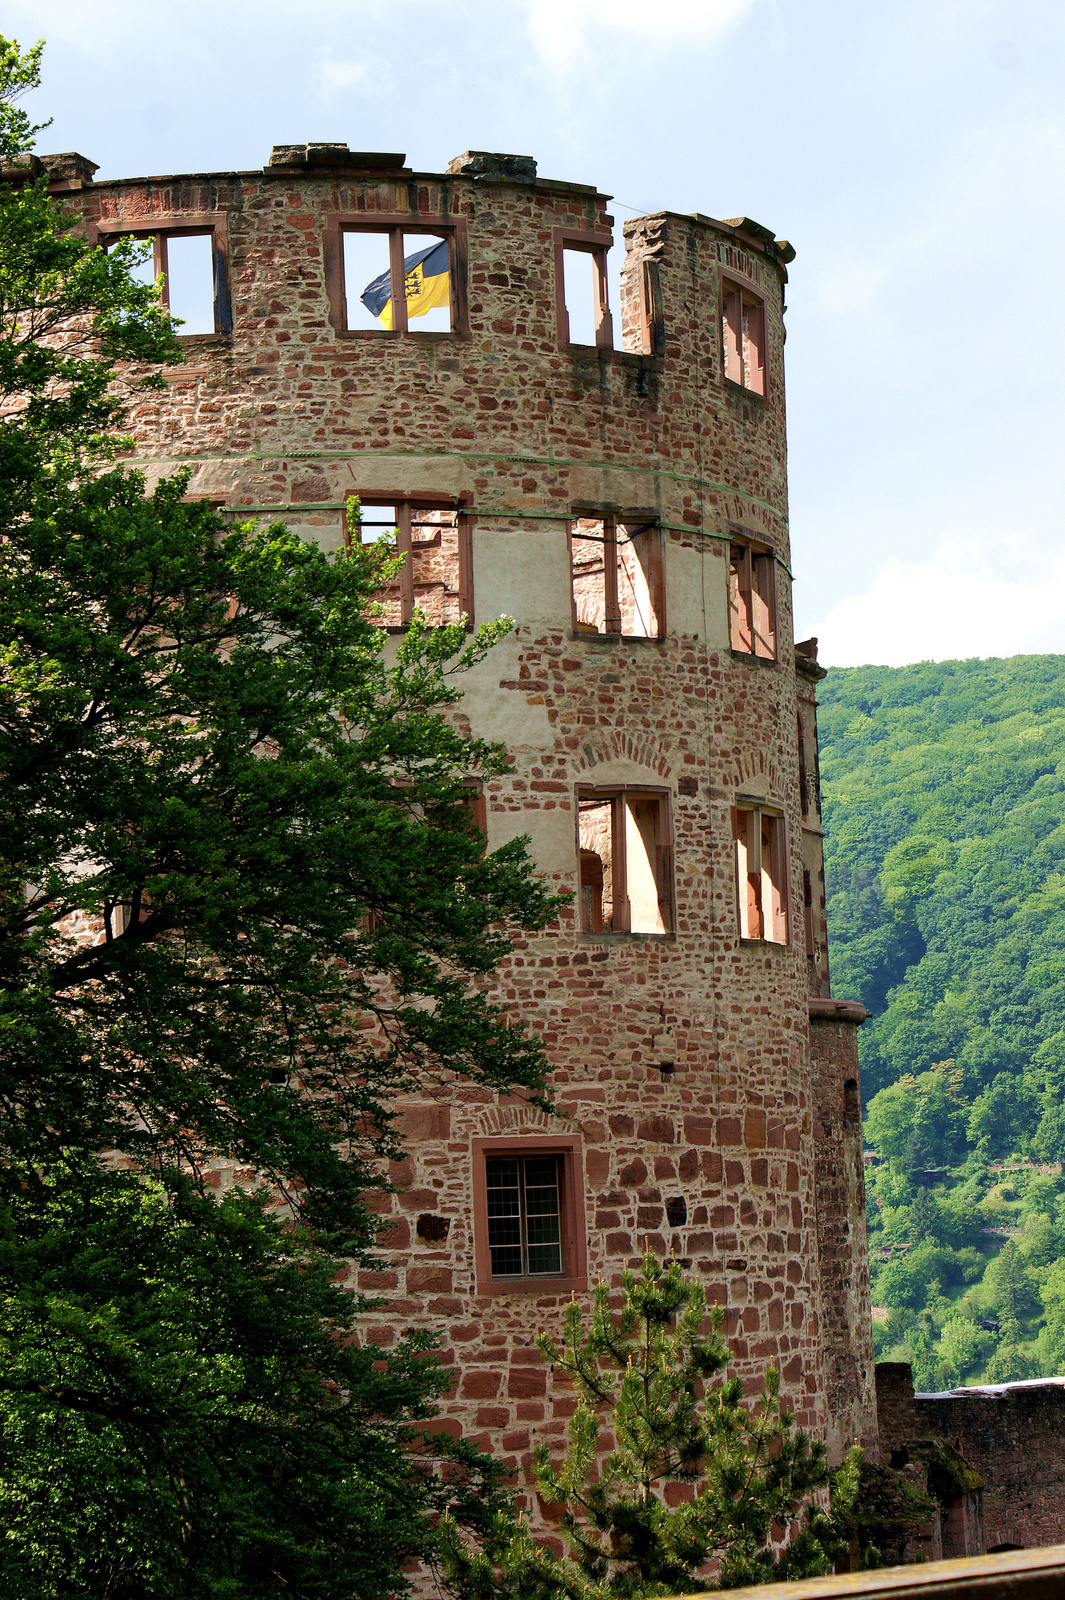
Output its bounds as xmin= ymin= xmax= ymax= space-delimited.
xmin=806 ymin=546 xmax=1065 ymax=669
xmin=317 ymin=56 xmax=369 ymax=94
xmin=315 ymin=51 xmax=392 ymax=99
xmin=524 ymin=0 xmax=757 ymax=69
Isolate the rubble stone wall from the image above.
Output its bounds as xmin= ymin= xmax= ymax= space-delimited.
xmin=877 ymin=1364 xmax=1065 ymax=1552
xmin=62 ymin=147 xmax=880 ymax=1502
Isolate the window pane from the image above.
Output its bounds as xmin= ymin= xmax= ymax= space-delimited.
xmin=486 ymin=1159 xmax=523 ymax=1276
xmin=165 ymin=233 xmax=214 ymax=335
xmin=343 ymin=231 xmax=393 ymax=330
xmin=402 ymin=234 xmax=451 ymax=333
xmin=523 ymin=1157 xmax=562 ymax=1275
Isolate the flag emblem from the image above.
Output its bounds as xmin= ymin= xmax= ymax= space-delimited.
xmin=361 ymin=239 xmax=450 ymax=328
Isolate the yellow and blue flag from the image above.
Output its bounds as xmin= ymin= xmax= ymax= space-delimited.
xmin=362 ymin=239 xmax=449 ymax=328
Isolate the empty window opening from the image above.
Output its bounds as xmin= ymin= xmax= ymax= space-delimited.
xmin=722 ymin=281 xmax=766 ymax=394
xmin=163 ymin=233 xmax=215 ymax=335
xmin=343 ymin=232 xmax=394 ymax=330
xmin=108 ymin=232 xmax=217 ymax=334
xmin=729 ymin=541 xmax=777 ymax=659
xmin=343 ymin=228 xmax=451 ymax=333
xmin=578 ymin=787 xmax=672 ymax=935
xmin=486 ymin=1155 xmax=563 ymax=1277
xmin=561 ymin=245 xmax=612 ymax=348
xmin=570 ymin=515 xmax=663 ymax=638
xmin=122 ymin=241 xmax=157 ymax=291
xmin=348 ymin=497 xmax=470 ymax=628
xmin=733 ymin=803 xmax=788 ymax=944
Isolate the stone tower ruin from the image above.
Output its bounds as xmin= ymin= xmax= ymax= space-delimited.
xmin=53 ymin=140 xmax=878 ymax=1476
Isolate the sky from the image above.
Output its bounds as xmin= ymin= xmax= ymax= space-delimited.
xmin=7 ymin=0 xmax=1065 ymax=666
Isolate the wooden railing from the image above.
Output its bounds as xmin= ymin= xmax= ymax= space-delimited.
xmin=671 ymin=1543 xmax=1065 ymax=1599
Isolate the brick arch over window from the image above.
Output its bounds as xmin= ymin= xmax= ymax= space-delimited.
xmin=572 ymin=730 xmax=672 ymax=780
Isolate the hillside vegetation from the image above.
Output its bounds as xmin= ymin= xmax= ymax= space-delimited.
xmin=818 ymin=657 xmax=1065 ymax=1387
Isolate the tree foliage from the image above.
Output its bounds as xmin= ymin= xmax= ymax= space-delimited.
xmin=821 ymin=657 xmax=1065 ymax=1386
xmin=0 ymin=34 xmax=564 ymax=1595
xmin=440 ymin=1256 xmax=862 ymax=1598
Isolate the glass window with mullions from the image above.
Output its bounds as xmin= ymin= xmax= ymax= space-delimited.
xmin=486 ymin=1155 xmax=563 ymax=1278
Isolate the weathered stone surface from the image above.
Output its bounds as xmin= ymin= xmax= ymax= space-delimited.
xmin=65 ymin=149 xmax=884 ymax=1543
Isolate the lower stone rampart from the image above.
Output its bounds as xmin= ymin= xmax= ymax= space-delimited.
xmin=876 ymin=1362 xmax=1065 ymax=1553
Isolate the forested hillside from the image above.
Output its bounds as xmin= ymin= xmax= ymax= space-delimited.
xmin=818 ymin=657 xmax=1065 ymax=1387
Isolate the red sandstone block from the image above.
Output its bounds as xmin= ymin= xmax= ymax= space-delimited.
xmin=744 ymin=1109 xmax=766 ymax=1149
xmin=609 ymin=1114 xmax=635 ymax=1137
xmin=751 ymin=1158 xmax=769 ymax=1187
xmin=407 ymin=1265 xmax=453 ymax=1294
xmin=397 ymin=1189 xmax=439 ymax=1212
xmin=619 ymin=1158 xmax=647 ymax=1187
xmin=476 ymin=1406 xmax=510 ymax=1428
xmin=605 ymin=1231 xmax=633 ymax=1253
xmin=638 ymin=1115 xmax=675 ymax=1144
xmin=718 ymin=1117 xmax=742 ymax=1146
xmin=358 ymin=1270 xmax=399 ymax=1289
xmin=683 ymin=1116 xmax=713 ymax=1145
xmin=787 ymin=1163 xmax=799 ymax=1194
xmin=508 ymin=1368 xmax=547 ymax=1398
xmin=586 ymin=1150 xmax=610 ymax=1184
xmin=637 ymin=1206 xmax=663 ymax=1229
xmin=462 ymin=1370 xmax=501 ymax=1399
xmin=375 ymin=1219 xmax=410 ymax=1248
xmin=516 ymin=1402 xmax=545 ymax=1421
xmin=396 ymin=1104 xmax=451 ymax=1141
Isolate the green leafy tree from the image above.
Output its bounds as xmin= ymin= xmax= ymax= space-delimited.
xmin=0 ymin=35 xmax=564 ymax=1594
xmin=967 ymin=1075 xmax=1042 ymax=1161
xmin=0 ymin=1163 xmax=508 ymax=1598
xmin=983 ymin=1240 xmax=1041 ymax=1327
xmin=440 ymin=1256 xmax=862 ymax=1598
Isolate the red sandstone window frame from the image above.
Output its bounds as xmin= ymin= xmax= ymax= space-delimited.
xmin=720 ymin=273 xmax=766 ymax=396
xmin=575 ymin=784 xmax=674 ymax=936
xmin=472 ymin=1134 xmax=587 ymax=1295
xmin=554 ymin=227 xmax=614 ymax=349
xmin=91 ymin=213 xmax=233 ymax=336
xmin=324 ymin=214 xmax=468 ymax=338
xmin=568 ymin=510 xmax=665 ymax=639
xmin=732 ymin=800 xmax=790 ymax=945
xmin=346 ymin=493 xmax=474 ymax=629
xmin=728 ymin=533 xmax=778 ymax=661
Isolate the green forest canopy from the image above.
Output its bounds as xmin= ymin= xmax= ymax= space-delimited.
xmin=819 ymin=656 xmax=1065 ymax=1385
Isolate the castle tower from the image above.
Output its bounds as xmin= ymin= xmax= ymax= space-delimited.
xmin=63 ymin=142 xmax=877 ymax=1476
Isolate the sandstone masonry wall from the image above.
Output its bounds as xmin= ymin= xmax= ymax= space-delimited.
xmin=59 ymin=144 xmax=879 ymax=1500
